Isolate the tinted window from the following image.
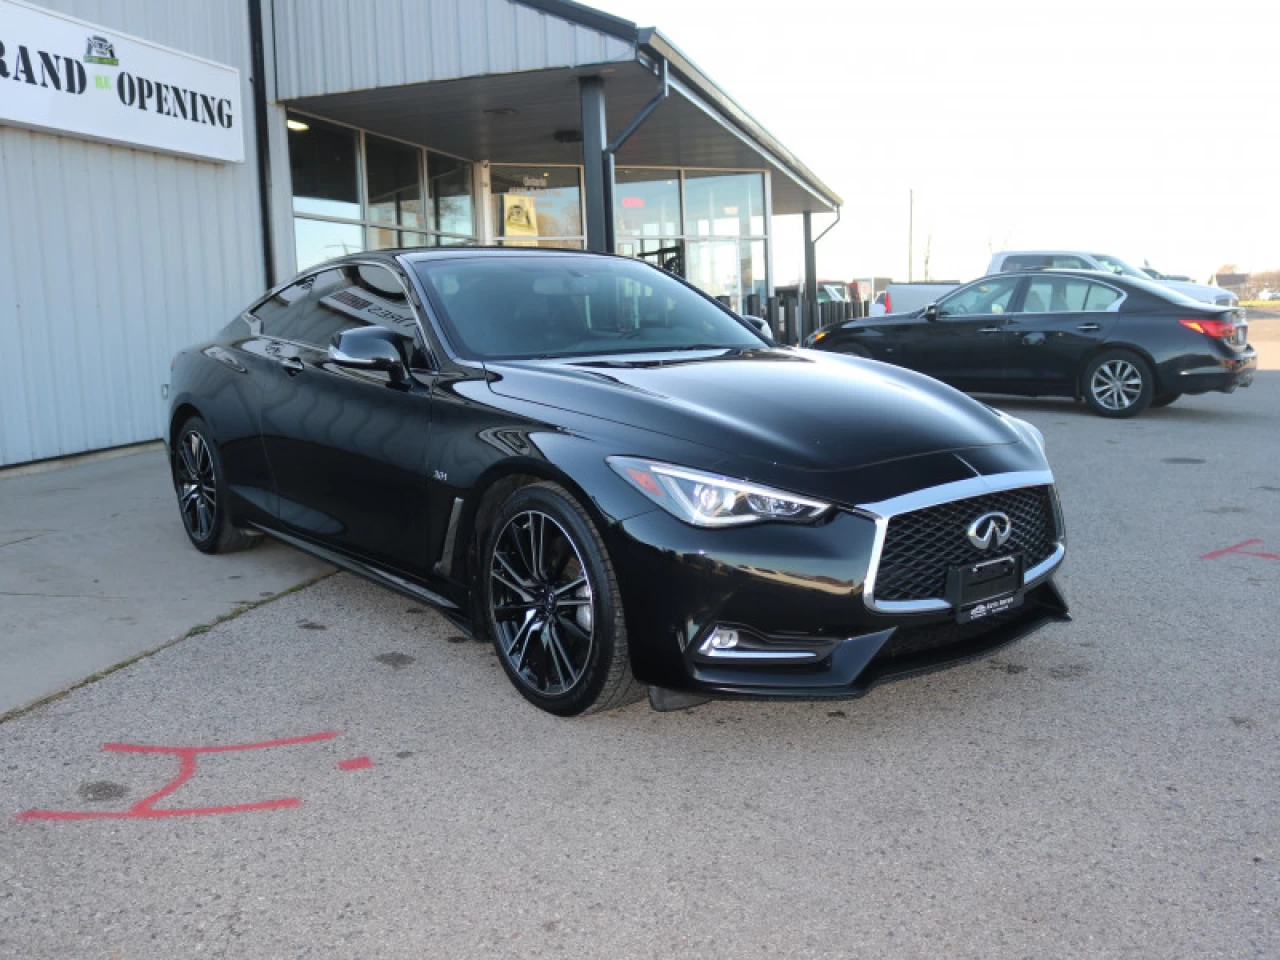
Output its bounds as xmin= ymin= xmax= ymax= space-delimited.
xmin=1002 ymin=255 xmax=1048 ymax=270
xmin=256 ymin=265 xmax=418 ymax=348
xmin=1021 ymin=277 xmax=1093 ymax=313
xmin=1082 ymin=283 xmax=1121 ymax=311
xmin=412 ymin=256 xmax=766 ymax=360
xmin=939 ymin=277 xmax=1021 ymax=317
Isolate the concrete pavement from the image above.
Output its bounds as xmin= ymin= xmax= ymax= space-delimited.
xmin=0 ymin=329 xmax=1276 ymax=958
xmin=0 ymin=448 xmax=332 ymax=715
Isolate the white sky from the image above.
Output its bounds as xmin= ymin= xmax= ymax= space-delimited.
xmin=592 ymin=0 xmax=1280 ymax=286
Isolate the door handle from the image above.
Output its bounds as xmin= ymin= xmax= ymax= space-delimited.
xmin=978 ymin=326 xmax=1002 ymax=334
xmin=278 ymin=356 xmax=305 ymax=375
xmin=1076 ymin=323 xmax=1102 ymax=332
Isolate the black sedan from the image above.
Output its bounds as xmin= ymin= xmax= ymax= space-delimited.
xmin=168 ymin=249 xmax=1068 ymax=715
xmin=807 ymin=270 xmax=1257 ymax=417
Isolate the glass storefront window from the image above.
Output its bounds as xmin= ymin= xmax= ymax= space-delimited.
xmin=294 ymin=218 xmax=364 ymax=271
xmin=617 ymin=237 xmax=685 ymax=277
xmin=366 ymin=134 xmax=423 ymax=230
xmin=287 ymin=115 xmax=478 ymax=272
xmin=684 ymin=238 xmax=766 ymax=314
xmin=497 ymin=238 xmax=584 ymax=250
xmin=289 ymin=114 xmax=361 ymax=220
xmin=683 ymin=171 xmax=765 ymax=238
xmin=490 ymin=165 xmax=582 ymax=241
xmin=368 ymin=228 xmax=429 ymax=251
xmin=614 ymin=168 xmax=680 ymax=238
xmin=429 ymin=152 xmax=474 ymax=236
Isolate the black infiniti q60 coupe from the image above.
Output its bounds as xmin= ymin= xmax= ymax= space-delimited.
xmin=168 ymin=249 xmax=1068 ymax=715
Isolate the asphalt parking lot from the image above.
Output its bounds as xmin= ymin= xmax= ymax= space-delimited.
xmin=2 ymin=328 xmax=1277 ymax=959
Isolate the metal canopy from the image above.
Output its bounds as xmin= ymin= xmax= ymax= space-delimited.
xmin=286 ymin=59 xmax=836 ymax=216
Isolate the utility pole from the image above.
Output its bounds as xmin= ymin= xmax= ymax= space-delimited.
xmin=907 ymin=189 xmax=914 ymax=282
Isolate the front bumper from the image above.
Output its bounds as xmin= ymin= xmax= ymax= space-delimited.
xmin=607 ymin=498 xmax=1068 ymax=700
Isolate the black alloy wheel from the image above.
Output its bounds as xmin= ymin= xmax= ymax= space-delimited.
xmin=172 ymin=417 xmax=260 ymax=554
xmin=482 ymin=483 xmax=638 ymax=715
xmin=1082 ymin=349 xmax=1154 ymax=418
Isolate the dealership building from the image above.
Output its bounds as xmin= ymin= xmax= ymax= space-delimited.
xmin=0 ymin=0 xmax=841 ymax=468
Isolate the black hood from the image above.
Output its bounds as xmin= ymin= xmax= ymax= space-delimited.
xmin=486 ymin=348 xmax=1021 ymax=474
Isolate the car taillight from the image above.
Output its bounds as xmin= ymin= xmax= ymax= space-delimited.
xmin=1179 ymin=318 xmax=1235 ymax=339
xmin=884 ymin=292 xmax=892 ymax=313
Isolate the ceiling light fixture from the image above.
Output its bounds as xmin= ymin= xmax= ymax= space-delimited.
xmin=286 ymin=118 xmax=310 ymax=132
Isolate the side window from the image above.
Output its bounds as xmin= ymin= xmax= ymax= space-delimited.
xmin=1003 ymin=254 xmax=1047 ymax=271
xmin=1050 ymin=256 xmax=1090 ymax=269
xmin=939 ymin=277 xmax=1021 ymax=317
xmin=1082 ymin=283 xmax=1121 ymax=312
xmin=256 ymin=266 xmax=420 ymax=350
xmin=1022 ymin=278 xmax=1092 ymax=313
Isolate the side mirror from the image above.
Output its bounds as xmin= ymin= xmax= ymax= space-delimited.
xmin=328 ymin=326 xmax=409 ymax=385
xmin=924 ymin=303 xmax=939 ymax=322
xmin=741 ymin=312 xmax=770 ymax=335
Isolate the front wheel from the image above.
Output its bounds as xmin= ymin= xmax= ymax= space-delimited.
xmin=1082 ymin=350 xmax=1154 ymax=418
xmin=481 ymin=482 xmax=639 ymax=716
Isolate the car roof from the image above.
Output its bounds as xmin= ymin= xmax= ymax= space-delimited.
xmin=993 ymin=250 xmax=1103 ymax=258
xmin=310 ymin=246 xmax=622 ymax=270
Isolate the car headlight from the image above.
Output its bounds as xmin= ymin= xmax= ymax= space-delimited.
xmin=608 ymin=457 xmax=831 ymax=527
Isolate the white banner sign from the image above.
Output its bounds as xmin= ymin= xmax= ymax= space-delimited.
xmin=0 ymin=0 xmax=244 ymax=163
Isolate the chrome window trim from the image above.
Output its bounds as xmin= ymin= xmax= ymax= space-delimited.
xmin=857 ymin=470 xmax=1065 ymax=615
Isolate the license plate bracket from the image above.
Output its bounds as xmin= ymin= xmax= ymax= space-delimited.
xmin=947 ymin=554 xmax=1024 ymax=624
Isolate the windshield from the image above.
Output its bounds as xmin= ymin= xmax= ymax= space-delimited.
xmin=412 ymin=256 xmax=767 ymax=361
xmin=1091 ymin=253 xmax=1147 ymax=278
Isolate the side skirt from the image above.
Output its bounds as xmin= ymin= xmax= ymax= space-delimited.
xmin=247 ymin=522 xmax=463 ymax=614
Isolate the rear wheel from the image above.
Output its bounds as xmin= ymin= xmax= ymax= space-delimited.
xmin=481 ymin=482 xmax=638 ymax=716
xmin=172 ymin=417 xmax=261 ymax=554
xmin=1151 ymin=393 xmax=1181 ymax=408
xmin=1082 ymin=350 xmax=1154 ymax=418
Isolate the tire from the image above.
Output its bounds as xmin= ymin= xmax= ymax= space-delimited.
xmin=1151 ymin=393 xmax=1181 ymax=408
xmin=171 ymin=416 xmax=261 ymax=554
xmin=1082 ymin=350 xmax=1154 ymax=418
xmin=480 ymin=481 xmax=639 ymax=716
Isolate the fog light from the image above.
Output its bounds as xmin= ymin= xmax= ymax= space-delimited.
xmin=700 ymin=628 xmax=739 ymax=654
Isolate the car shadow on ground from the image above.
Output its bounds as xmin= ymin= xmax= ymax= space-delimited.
xmin=974 ymin=373 xmax=1275 ymax=426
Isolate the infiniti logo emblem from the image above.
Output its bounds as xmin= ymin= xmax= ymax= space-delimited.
xmin=967 ymin=511 xmax=1013 ymax=551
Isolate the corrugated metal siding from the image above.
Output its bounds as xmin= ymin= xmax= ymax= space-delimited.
xmin=0 ymin=0 xmax=264 ymax=466
xmin=271 ymin=0 xmax=635 ymax=100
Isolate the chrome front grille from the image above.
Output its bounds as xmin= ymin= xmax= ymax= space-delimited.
xmin=873 ymin=485 xmax=1060 ymax=605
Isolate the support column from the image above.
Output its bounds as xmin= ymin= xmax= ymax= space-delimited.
xmin=803 ymin=211 xmax=818 ymax=337
xmin=579 ymin=76 xmax=613 ymax=253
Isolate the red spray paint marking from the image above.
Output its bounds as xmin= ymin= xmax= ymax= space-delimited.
xmin=1201 ymin=539 xmax=1280 ymax=562
xmin=16 ymin=731 xmax=339 ymax=822
xmin=337 ymin=756 xmax=372 ymax=771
